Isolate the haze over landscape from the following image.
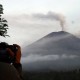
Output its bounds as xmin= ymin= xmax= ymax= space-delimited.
xmin=1 ymin=0 xmax=80 ymax=71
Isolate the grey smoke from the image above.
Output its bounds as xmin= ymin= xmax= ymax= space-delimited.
xmin=33 ymin=11 xmax=65 ymax=30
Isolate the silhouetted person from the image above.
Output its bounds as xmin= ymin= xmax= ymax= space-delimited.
xmin=12 ymin=44 xmax=23 ymax=79
xmin=0 ymin=42 xmax=14 ymax=63
xmin=0 ymin=42 xmax=23 ymax=79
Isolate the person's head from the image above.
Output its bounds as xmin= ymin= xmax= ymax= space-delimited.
xmin=0 ymin=42 xmax=8 ymax=49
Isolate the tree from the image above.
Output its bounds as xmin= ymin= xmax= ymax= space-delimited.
xmin=0 ymin=4 xmax=9 ymax=37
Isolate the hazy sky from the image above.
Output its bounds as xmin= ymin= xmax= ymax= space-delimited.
xmin=0 ymin=0 xmax=80 ymax=46
xmin=1 ymin=0 xmax=80 ymax=15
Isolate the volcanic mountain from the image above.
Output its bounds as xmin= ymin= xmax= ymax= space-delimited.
xmin=22 ymin=31 xmax=80 ymax=71
xmin=23 ymin=31 xmax=80 ymax=56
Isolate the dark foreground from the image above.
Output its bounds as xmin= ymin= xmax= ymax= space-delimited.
xmin=23 ymin=69 xmax=80 ymax=80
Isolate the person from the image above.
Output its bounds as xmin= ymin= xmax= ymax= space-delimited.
xmin=0 ymin=42 xmax=14 ymax=63
xmin=0 ymin=42 xmax=22 ymax=79
xmin=12 ymin=44 xmax=23 ymax=79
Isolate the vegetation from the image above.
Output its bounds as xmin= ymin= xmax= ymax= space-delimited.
xmin=0 ymin=4 xmax=9 ymax=37
xmin=23 ymin=69 xmax=80 ymax=80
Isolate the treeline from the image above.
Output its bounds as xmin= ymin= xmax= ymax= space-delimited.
xmin=23 ymin=69 xmax=80 ymax=80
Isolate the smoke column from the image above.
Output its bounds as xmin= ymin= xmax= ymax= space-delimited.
xmin=33 ymin=11 xmax=66 ymax=31
xmin=59 ymin=14 xmax=65 ymax=31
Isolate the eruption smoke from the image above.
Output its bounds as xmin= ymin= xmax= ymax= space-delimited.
xmin=47 ymin=12 xmax=65 ymax=31
xmin=33 ymin=11 xmax=65 ymax=31
xmin=59 ymin=14 xmax=65 ymax=31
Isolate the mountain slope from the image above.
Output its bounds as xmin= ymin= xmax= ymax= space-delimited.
xmin=23 ymin=31 xmax=80 ymax=56
xmin=22 ymin=31 xmax=80 ymax=71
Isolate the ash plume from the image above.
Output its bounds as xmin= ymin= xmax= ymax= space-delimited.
xmin=33 ymin=11 xmax=65 ymax=31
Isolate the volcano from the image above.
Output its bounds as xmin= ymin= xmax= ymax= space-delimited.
xmin=22 ymin=31 xmax=80 ymax=71
xmin=23 ymin=31 xmax=80 ymax=56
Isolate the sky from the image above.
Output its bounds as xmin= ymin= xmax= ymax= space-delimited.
xmin=0 ymin=0 xmax=79 ymax=15
xmin=0 ymin=0 xmax=80 ymax=46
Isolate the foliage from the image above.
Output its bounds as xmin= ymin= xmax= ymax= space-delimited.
xmin=0 ymin=4 xmax=9 ymax=37
xmin=23 ymin=69 xmax=80 ymax=80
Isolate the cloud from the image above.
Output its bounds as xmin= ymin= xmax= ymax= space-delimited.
xmin=21 ymin=54 xmax=59 ymax=63
xmin=33 ymin=11 xmax=64 ymax=21
xmin=21 ymin=53 xmax=80 ymax=71
xmin=21 ymin=54 xmax=78 ymax=63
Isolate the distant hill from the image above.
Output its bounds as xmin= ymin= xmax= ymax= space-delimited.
xmin=22 ymin=31 xmax=80 ymax=71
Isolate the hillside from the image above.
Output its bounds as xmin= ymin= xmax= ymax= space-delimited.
xmin=22 ymin=31 xmax=80 ymax=71
xmin=23 ymin=31 xmax=80 ymax=56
